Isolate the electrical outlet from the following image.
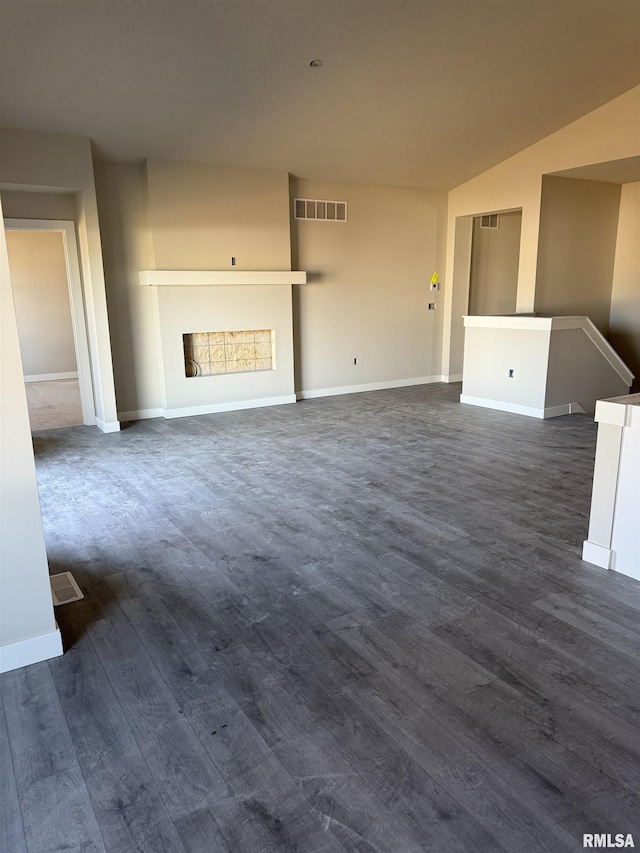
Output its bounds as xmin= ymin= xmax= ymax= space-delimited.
xmin=430 ymin=282 xmax=439 ymax=291
xmin=231 ymin=256 xmax=236 ymax=266
xmin=428 ymin=303 xmax=436 ymax=310
xmin=354 ymin=357 xmax=359 ymax=365
xmin=508 ymin=369 xmax=514 ymax=378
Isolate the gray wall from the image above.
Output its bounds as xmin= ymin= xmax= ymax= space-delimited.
xmin=535 ymin=175 xmax=621 ymax=333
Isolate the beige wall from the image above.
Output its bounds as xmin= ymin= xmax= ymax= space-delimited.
xmin=443 ymin=85 xmax=640 ymax=376
xmin=1 ymin=189 xmax=76 ymax=220
xmin=0 ymin=128 xmax=119 ymax=429
xmin=461 ymin=317 xmax=630 ymax=417
xmin=155 ymin=285 xmax=295 ymax=414
xmin=609 ymin=182 xmax=640 ymax=391
xmin=146 ymin=160 xmax=292 ymax=271
xmin=96 ymin=164 xmax=448 ymax=414
xmin=292 ymin=178 xmax=447 ymax=394
xmin=535 ymin=176 xmax=621 ymax=333
xmin=6 ymin=230 xmax=77 ymax=377
xmin=469 ymin=210 xmax=521 ymax=315
xmin=94 ymin=161 xmax=160 ymax=416
xmin=0 ymin=197 xmax=60 ymax=669
xmin=461 ymin=326 xmax=550 ymax=410
xmin=95 ymin=159 xmax=296 ymax=417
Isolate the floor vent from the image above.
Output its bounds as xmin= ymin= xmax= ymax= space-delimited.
xmin=50 ymin=571 xmax=84 ymax=606
xmin=294 ymin=198 xmax=347 ymax=222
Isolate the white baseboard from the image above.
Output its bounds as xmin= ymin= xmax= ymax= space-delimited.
xmin=118 ymin=408 xmax=164 ymax=422
xmin=24 ymin=372 xmax=78 ymax=383
xmin=163 ymin=395 xmax=297 ymax=419
xmin=0 ymin=626 xmax=63 ymax=673
xmin=542 ymin=404 xmax=572 ymax=418
xmin=460 ymin=396 xmax=587 ymax=420
xmin=96 ymin=418 xmax=121 ymax=433
xmin=543 ymin=403 xmax=588 ymax=418
xmin=297 ymin=376 xmax=442 ymax=401
xmin=440 ymin=374 xmax=463 ymax=383
xmin=460 ymin=394 xmax=546 ymax=419
xmin=582 ymin=540 xmax=613 ymax=569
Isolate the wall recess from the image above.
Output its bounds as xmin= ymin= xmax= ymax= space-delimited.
xmin=183 ymin=330 xmax=274 ymax=377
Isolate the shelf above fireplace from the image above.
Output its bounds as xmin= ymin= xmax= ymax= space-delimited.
xmin=139 ymin=270 xmax=307 ymax=287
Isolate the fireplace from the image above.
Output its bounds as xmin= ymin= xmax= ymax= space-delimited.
xmin=139 ymin=270 xmax=306 ymax=418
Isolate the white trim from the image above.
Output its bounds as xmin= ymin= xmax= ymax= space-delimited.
xmin=581 ymin=540 xmax=613 ymax=570
xmin=580 ymin=317 xmax=634 ymax=386
xmin=542 ymin=404 xmax=572 ymax=418
xmin=118 ymin=408 xmax=164 ymax=422
xmin=96 ymin=418 xmax=121 ymax=433
xmin=544 ymin=403 xmax=590 ymax=417
xmin=24 ymin=371 xmax=78 ymax=383
xmin=460 ymin=394 xmax=546 ymax=418
xmin=460 ymin=397 xmax=587 ymax=419
xmin=5 ymin=219 xmax=97 ymax=426
xmin=163 ymin=395 xmax=296 ymax=419
xmin=139 ymin=270 xmax=307 ymax=287
xmin=463 ymin=314 xmax=553 ymax=330
xmin=439 ymin=374 xmax=463 ymax=383
xmin=548 ymin=315 xmax=591 ymax=330
xmin=297 ymin=376 xmax=441 ymax=400
xmin=0 ymin=627 xmax=63 ymax=674
xmin=595 ymin=393 xmax=640 ymax=426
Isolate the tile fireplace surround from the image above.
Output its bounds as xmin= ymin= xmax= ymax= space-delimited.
xmin=139 ymin=270 xmax=306 ymax=418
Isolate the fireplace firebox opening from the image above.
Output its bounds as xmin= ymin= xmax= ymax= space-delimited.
xmin=183 ymin=330 xmax=274 ymax=377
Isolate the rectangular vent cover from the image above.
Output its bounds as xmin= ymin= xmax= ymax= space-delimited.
xmin=50 ymin=572 xmax=84 ymax=606
xmin=294 ymin=198 xmax=347 ymax=222
xmin=480 ymin=213 xmax=500 ymax=229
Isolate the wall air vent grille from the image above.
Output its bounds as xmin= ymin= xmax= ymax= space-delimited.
xmin=480 ymin=213 xmax=500 ymax=229
xmin=294 ymin=198 xmax=347 ymax=222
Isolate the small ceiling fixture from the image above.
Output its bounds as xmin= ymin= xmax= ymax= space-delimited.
xmin=309 ymin=59 xmax=323 ymax=68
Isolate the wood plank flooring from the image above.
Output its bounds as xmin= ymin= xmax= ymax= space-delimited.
xmin=2 ymin=383 xmax=640 ymax=852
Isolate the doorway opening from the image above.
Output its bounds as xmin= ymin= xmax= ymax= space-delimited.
xmin=4 ymin=219 xmax=95 ymax=431
xmin=468 ymin=209 xmax=522 ymax=316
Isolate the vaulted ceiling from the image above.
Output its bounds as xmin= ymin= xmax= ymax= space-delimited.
xmin=1 ymin=0 xmax=639 ymax=190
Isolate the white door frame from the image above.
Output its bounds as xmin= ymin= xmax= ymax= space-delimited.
xmin=4 ymin=218 xmax=96 ymax=426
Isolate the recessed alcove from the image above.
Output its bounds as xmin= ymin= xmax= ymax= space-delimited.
xmin=140 ymin=270 xmax=305 ymax=417
xmin=183 ymin=329 xmax=274 ymax=377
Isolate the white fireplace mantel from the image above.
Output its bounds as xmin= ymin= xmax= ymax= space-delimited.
xmin=139 ymin=270 xmax=307 ymax=286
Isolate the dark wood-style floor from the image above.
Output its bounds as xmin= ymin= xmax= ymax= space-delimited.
xmin=2 ymin=383 xmax=639 ymax=853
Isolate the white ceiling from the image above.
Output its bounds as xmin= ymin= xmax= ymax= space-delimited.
xmin=1 ymin=0 xmax=639 ymax=190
